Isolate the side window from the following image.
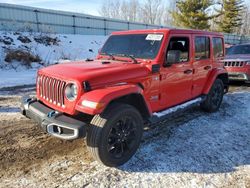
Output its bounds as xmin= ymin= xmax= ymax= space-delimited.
xmin=195 ymin=36 xmax=210 ymax=60
xmin=165 ymin=37 xmax=189 ymax=65
xmin=212 ymin=37 xmax=223 ymax=58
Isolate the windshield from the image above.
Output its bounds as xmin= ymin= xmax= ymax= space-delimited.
xmin=100 ymin=34 xmax=164 ymax=59
xmin=227 ymin=44 xmax=250 ymax=55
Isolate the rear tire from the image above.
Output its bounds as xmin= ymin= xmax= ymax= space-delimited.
xmin=86 ymin=103 xmax=143 ymax=167
xmin=201 ymin=79 xmax=224 ymax=112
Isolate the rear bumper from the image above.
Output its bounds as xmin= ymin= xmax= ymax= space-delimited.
xmin=228 ymin=72 xmax=250 ymax=81
xmin=20 ymin=96 xmax=86 ymax=140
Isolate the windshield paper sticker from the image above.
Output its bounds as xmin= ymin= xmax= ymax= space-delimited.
xmin=146 ymin=34 xmax=163 ymax=41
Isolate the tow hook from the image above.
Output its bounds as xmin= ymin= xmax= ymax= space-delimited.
xmin=47 ymin=110 xmax=57 ymax=118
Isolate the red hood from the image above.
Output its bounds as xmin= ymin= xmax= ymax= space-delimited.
xmin=39 ymin=60 xmax=150 ymax=87
xmin=225 ymin=54 xmax=250 ymax=61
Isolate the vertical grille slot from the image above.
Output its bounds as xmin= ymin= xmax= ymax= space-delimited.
xmin=38 ymin=75 xmax=66 ymax=107
xmin=55 ymin=79 xmax=60 ymax=104
xmin=224 ymin=61 xmax=245 ymax=67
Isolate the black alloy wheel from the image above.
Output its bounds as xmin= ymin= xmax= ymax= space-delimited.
xmin=87 ymin=103 xmax=143 ymax=167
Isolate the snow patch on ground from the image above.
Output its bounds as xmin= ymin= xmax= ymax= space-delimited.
xmin=0 ymin=31 xmax=107 ymax=88
xmin=81 ymin=91 xmax=250 ymax=187
xmin=0 ymin=69 xmax=37 ymax=88
xmin=0 ymin=87 xmax=249 ymax=187
xmin=0 ymin=107 xmax=20 ymax=113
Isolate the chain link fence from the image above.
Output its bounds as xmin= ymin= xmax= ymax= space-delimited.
xmin=0 ymin=3 xmax=250 ymax=45
xmin=0 ymin=3 xmax=163 ymax=35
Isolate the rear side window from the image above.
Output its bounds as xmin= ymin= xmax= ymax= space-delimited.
xmin=213 ymin=38 xmax=223 ymax=58
xmin=195 ymin=36 xmax=210 ymax=60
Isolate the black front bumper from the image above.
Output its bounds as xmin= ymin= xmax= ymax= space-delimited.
xmin=20 ymin=96 xmax=86 ymax=140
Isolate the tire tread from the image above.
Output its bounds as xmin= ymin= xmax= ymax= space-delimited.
xmin=86 ymin=103 xmax=143 ymax=166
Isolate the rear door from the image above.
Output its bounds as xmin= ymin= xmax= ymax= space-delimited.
xmin=192 ymin=35 xmax=212 ymax=97
xmin=160 ymin=35 xmax=193 ymax=108
xmin=212 ymin=37 xmax=224 ymax=63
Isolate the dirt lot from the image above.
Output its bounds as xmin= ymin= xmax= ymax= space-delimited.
xmin=0 ymin=84 xmax=250 ymax=188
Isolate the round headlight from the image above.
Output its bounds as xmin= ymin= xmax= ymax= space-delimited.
xmin=65 ymin=83 xmax=78 ymax=101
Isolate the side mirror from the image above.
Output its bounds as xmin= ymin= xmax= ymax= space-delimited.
xmin=165 ymin=50 xmax=181 ymax=66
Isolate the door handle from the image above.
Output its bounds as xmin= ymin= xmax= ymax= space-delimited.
xmin=204 ymin=65 xmax=212 ymax=70
xmin=184 ymin=69 xmax=193 ymax=74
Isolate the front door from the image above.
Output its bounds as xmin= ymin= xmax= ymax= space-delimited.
xmin=160 ymin=35 xmax=193 ymax=108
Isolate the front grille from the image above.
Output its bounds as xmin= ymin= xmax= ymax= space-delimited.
xmin=224 ymin=61 xmax=245 ymax=67
xmin=38 ymin=74 xmax=66 ymax=107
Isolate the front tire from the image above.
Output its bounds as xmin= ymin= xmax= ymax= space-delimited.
xmin=86 ymin=103 xmax=143 ymax=167
xmin=201 ymin=79 xmax=224 ymax=112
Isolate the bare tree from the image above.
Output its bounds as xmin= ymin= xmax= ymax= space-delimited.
xmin=99 ymin=0 xmax=122 ymax=19
xmin=99 ymin=0 xmax=110 ymax=17
xmin=128 ymin=0 xmax=140 ymax=22
xmin=162 ymin=0 xmax=177 ymax=26
xmin=120 ymin=0 xmax=140 ymax=22
xmin=110 ymin=0 xmax=122 ymax=18
xmin=239 ymin=5 xmax=250 ymax=35
xmin=120 ymin=1 xmax=129 ymax=20
xmin=99 ymin=0 xmax=166 ymax=25
xmin=139 ymin=0 xmax=163 ymax=25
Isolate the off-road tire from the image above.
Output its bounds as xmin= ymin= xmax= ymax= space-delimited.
xmin=201 ymin=79 xmax=224 ymax=112
xmin=86 ymin=103 xmax=143 ymax=167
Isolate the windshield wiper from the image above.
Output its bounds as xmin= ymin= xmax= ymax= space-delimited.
xmin=100 ymin=52 xmax=115 ymax=60
xmin=114 ymin=54 xmax=139 ymax=64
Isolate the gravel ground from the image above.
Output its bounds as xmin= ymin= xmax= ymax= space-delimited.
xmin=0 ymin=83 xmax=249 ymax=188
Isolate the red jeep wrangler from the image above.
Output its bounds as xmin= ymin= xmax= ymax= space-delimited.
xmin=21 ymin=29 xmax=228 ymax=167
xmin=223 ymin=43 xmax=250 ymax=82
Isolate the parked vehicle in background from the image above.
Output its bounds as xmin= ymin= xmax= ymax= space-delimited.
xmin=223 ymin=43 xmax=250 ymax=83
xmin=225 ymin=43 xmax=233 ymax=54
xmin=21 ymin=29 xmax=228 ymax=167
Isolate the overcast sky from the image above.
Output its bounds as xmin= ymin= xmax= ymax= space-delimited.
xmin=0 ymin=0 xmax=103 ymax=15
xmin=0 ymin=0 xmax=250 ymax=16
